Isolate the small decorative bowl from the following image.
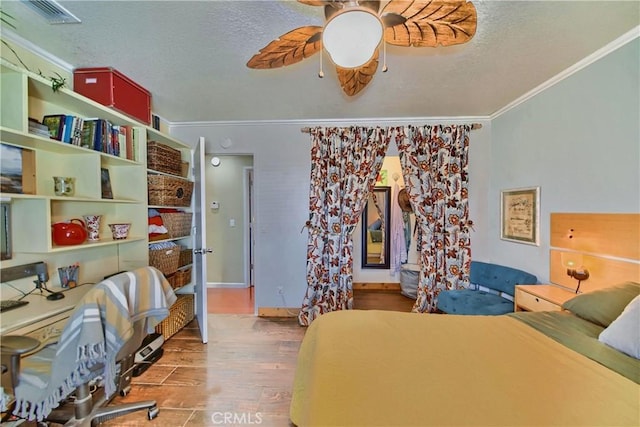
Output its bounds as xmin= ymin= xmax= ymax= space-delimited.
xmin=108 ymin=223 xmax=131 ymax=240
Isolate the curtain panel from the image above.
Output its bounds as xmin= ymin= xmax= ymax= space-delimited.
xmin=298 ymin=127 xmax=390 ymax=326
xmin=395 ymin=125 xmax=472 ymax=312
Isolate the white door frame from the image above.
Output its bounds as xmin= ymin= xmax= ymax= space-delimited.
xmin=193 ymin=137 xmax=208 ymax=343
xmin=243 ymin=166 xmax=254 ymax=290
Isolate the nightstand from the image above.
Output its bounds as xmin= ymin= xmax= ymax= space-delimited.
xmin=514 ymin=285 xmax=576 ymax=312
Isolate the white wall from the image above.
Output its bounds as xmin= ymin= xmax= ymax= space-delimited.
xmin=172 ymin=39 xmax=638 ymax=310
xmin=171 ymin=120 xmax=491 ymax=309
xmin=488 ymin=38 xmax=640 ymax=283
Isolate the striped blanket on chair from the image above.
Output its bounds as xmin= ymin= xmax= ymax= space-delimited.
xmin=12 ymin=266 xmax=177 ymax=421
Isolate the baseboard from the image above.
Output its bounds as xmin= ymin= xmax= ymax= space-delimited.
xmin=258 ymin=307 xmax=300 ymax=318
xmin=353 ymin=282 xmax=401 ymax=291
xmin=207 ymin=282 xmax=247 ymax=288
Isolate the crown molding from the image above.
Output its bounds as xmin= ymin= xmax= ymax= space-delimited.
xmin=1 ymin=28 xmax=74 ymax=73
xmin=490 ymin=25 xmax=640 ymax=120
xmin=168 ymin=116 xmax=491 ymax=129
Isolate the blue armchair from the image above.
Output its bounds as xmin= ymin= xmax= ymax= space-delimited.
xmin=436 ymin=261 xmax=538 ymax=315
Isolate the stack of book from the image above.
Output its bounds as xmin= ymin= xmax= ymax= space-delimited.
xmin=40 ymin=114 xmax=139 ymax=161
xmin=28 ymin=118 xmax=51 ymax=138
xmin=42 ymin=114 xmax=85 ymax=146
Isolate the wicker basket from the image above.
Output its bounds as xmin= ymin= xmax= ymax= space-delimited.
xmin=179 ymin=247 xmax=193 ymax=267
xmin=147 ymin=141 xmax=182 ymax=175
xmin=155 ymin=294 xmax=194 ymax=339
xmin=160 ymin=212 xmax=192 ymax=238
xmin=148 ymin=175 xmax=194 ymax=207
xmin=165 ymin=268 xmax=191 ymax=289
xmin=173 ymin=268 xmax=192 ymax=288
xmin=165 ymin=273 xmax=177 ymax=289
xmin=148 ymin=233 xmax=169 ymax=242
xmin=148 ymin=246 xmax=180 ymax=275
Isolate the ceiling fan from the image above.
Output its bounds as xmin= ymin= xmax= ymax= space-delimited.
xmin=247 ymin=0 xmax=477 ymax=96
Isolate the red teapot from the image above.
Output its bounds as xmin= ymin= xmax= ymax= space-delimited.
xmin=52 ymin=219 xmax=87 ymax=245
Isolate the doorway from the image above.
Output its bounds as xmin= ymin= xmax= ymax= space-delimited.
xmin=205 ymin=155 xmax=255 ymax=314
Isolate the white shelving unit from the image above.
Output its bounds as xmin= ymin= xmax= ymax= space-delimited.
xmin=0 ymin=60 xmax=193 ymax=287
xmin=145 ymin=135 xmax=194 ymax=295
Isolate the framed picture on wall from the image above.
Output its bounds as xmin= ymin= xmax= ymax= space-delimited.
xmin=500 ymin=186 xmax=540 ymax=246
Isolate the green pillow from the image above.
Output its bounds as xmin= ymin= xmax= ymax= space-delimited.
xmin=562 ymin=281 xmax=640 ymax=327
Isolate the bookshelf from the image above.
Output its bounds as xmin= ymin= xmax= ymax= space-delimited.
xmin=0 ymin=60 xmax=192 ymax=286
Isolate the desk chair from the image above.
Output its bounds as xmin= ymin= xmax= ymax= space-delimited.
xmin=1 ymin=266 xmax=177 ymax=426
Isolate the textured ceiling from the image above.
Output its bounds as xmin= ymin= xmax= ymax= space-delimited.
xmin=1 ymin=1 xmax=638 ymax=123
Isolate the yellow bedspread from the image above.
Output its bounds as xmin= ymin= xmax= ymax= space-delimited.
xmin=290 ymin=310 xmax=640 ymax=426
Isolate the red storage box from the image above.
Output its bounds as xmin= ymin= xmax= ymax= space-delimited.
xmin=73 ymin=67 xmax=151 ymax=125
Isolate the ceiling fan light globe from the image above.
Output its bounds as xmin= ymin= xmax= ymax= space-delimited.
xmin=322 ymin=8 xmax=383 ymax=69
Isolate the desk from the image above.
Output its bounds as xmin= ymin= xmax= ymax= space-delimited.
xmin=0 ymin=285 xmax=92 ymax=339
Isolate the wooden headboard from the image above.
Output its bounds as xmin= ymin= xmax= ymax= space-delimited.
xmin=550 ymin=213 xmax=640 ymax=292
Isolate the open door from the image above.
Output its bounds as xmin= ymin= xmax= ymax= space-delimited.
xmin=192 ymin=136 xmax=209 ymax=343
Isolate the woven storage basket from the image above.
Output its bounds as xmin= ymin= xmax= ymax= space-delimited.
xmin=148 ymin=246 xmax=180 ymax=275
xmin=165 ymin=273 xmax=177 ymax=289
xmin=148 ymin=175 xmax=194 ymax=207
xmin=179 ymin=247 xmax=193 ymax=267
xmin=147 ymin=141 xmax=182 ymax=175
xmin=156 ymin=294 xmax=194 ymax=339
xmin=173 ymin=267 xmax=192 ymax=288
xmin=160 ymin=212 xmax=192 ymax=238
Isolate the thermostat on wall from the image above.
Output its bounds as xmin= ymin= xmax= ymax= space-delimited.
xmin=211 ymin=201 xmax=220 ymax=209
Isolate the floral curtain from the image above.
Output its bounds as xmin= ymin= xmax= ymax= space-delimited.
xmin=395 ymin=125 xmax=472 ymax=312
xmin=299 ymin=127 xmax=390 ymax=326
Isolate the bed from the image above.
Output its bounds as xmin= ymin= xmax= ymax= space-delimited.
xmin=290 ymin=305 xmax=639 ymax=426
xmin=290 ymin=213 xmax=640 ymax=426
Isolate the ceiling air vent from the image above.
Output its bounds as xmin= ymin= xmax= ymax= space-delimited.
xmin=20 ymin=0 xmax=81 ymax=24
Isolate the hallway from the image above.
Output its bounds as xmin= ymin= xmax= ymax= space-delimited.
xmin=207 ymin=287 xmax=254 ymax=314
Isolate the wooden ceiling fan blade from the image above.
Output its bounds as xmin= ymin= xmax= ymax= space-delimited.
xmin=323 ymin=1 xmax=381 ymax=19
xmin=381 ymin=0 xmax=477 ymax=47
xmin=298 ymin=0 xmax=332 ymax=6
xmin=335 ymin=50 xmax=379 ymax=96
xmin=360 ymin=1 xmax=381 ymax=13
xmin=246 ymin=26 xmax=323 ymax=69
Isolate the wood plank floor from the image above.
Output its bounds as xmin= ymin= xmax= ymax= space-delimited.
xmin=207 ymin=287 xmax=255 ymax=314
xmin=104 ymin=289 xmax=415 ymax=426
xmin=206 ymin=287 xmax=415 ymax=314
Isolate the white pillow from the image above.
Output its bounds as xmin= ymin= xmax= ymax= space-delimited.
xmin=598 ymin=295 xmax=640 ymax=359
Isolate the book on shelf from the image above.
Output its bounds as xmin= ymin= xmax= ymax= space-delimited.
xmin=62 ymin=115 xmax=74 ymax=143
xmin=116 ymin=125 xmax=127 ymax=159
xmin=93 ymin=119 xmax=104 ymax=152
xmin=71 ymin=117 xmax=85 ymax=146
xmin=132 ymin=127 xmax=141 ymax=162
xmin=28 ymin=118 xmax=51 ymax=138
xmin=42 ymin=114 xmax=65 ymax=140
xmin=121 ymin=125 xmax=133 ymax=160
xmin=81 ymin=118 xmax=98 ymax=149
xmin=110 ymin=123 xmax=122 ymax=157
